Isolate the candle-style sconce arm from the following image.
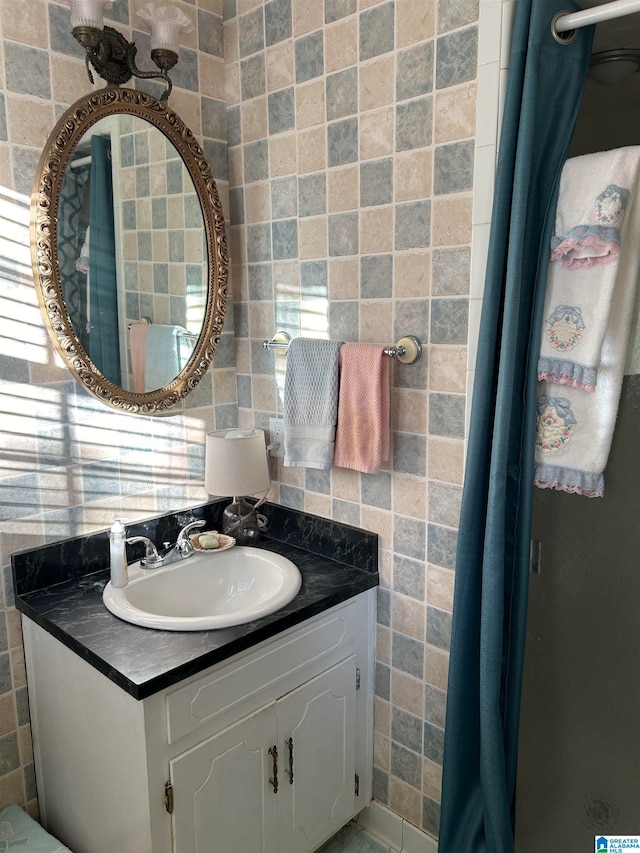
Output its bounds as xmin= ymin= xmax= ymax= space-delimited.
xmin=73 ymin=25 xmax=176 ymax=101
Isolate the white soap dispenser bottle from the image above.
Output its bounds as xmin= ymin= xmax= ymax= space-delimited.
xmin=109 ymin=517 xmax=128 ymax=588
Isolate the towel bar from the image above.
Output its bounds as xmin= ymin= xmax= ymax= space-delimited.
xmin=127 ymin=320 xmax=198 ymax=340
xmin=262 ymin=332 xmax=422 ymax=364
xmin=127 ymin=317 xmax=152 ymax=330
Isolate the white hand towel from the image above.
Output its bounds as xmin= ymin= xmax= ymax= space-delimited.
xmin=283 ymin=337 xmax=343 ymax=469
xmin=535 ymin=148 xmax=640 ymax=497
xmin=538 ymin=147 xmax=640 ymax=391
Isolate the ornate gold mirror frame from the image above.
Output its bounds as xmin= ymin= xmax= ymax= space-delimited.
xmin=31 ymin=87 xmax=228 ymax=414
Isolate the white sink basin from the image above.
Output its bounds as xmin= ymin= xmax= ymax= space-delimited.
xmin=102 ymin=547 xmax=302 ymax=631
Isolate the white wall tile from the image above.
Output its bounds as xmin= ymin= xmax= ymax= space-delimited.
xmin=466 ymin=297 xmax=484 ymax=376
xmin=501 ymin=1 xmax=517 ymax=69
xmin=470 ymin=221 xmax=491 ymax=299
xmin=472 ymin=144 xmax=497 ymax=225
xmin=478 ymin=0 xmax=504 ymax=66
xmin=475 ymin=60 xmax=501 ymax=147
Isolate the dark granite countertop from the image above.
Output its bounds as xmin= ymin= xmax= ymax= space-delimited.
xmin=13 ymin=502 xmax=378 ymax=700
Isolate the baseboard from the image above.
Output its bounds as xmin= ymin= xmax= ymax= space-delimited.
xmin=401 ymin=818 xmax=439 ymax=853
xmin=356 ymin=801 xmax=438 ymax=853
xmin=356 ymin=801 xmax=402 ymax=851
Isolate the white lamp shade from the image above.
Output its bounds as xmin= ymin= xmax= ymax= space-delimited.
xmin=136 ymin=2 xmax=194 ymax=53
xmin=68 ymin=0 xmax=115 ymax=29
xmin=205 ymin=429 xmax=271 ymax=498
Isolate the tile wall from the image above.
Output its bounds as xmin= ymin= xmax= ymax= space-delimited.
xmin=118 ymin=117 xmax=206 ymax=388
xmin=0 ymin=0 xmax=230 ymax=815
xmin=119 ymin=118 xmax=207 ymax=331
xmin=0 ymin=0 xmax=487 ymax=840
xmin=224 ymin=0 xmax=478 ymax=837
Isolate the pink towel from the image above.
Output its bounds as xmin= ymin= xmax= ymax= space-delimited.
xmin=129 ymin=323 xmax=148 ymax=393
xmin=334 ymin=343 xmax=390 ymax=474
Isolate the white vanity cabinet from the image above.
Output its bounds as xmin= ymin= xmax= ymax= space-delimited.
xmin=171 ymin=655 xmax=357 ymax=853
xmin=22 ymin=590 xmax=375 ymax=853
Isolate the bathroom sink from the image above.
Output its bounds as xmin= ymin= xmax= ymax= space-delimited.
xmin=102 ymin=547 xmax=302 ymax=631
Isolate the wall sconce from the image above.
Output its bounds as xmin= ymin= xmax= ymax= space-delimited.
xmin=68 ymin=0 xmax=194 ymax=102
xmin=205 ymin=429 xmax=272 ymax=546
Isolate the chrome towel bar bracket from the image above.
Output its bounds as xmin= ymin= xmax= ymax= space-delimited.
xmin=262 ymin=332 xmax=422 ymax=364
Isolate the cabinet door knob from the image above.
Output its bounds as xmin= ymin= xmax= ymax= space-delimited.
xmin=284 ymin=737 xmax=294 ymax=784
xmin=268 ymin=745 xmax=278 ymax=793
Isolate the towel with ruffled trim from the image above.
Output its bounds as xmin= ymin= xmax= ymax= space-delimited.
xmin=535 ymin=147 xmax=640 ymax=497
xmin=539 ymin=152 xmax=640 ymax=393
xmin=550 ymin=223 xmax=621 ymax=269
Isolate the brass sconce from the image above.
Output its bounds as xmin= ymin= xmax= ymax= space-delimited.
xmin=68 ymin=0 xmax=193 ymax=101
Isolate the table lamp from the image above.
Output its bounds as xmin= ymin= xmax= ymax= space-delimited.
xmin=205 ymin=429 xmax=271 ymax=545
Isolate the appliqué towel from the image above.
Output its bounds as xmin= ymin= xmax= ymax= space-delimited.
xmin=334 ymin=343 xmax=390 ymax=475
xmin=535 ymin=147 xmax=640 ymax=497
xmin=538 ymin=147 xmax=640 ymax=391
xmin=534 ymin=298 xmax=634 ymax=496
xmin=284 ymin=337 xmax=343 ymax=469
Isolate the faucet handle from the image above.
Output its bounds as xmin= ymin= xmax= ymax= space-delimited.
xmin=125 ymin=535 xmax=164 ymax=568
xmin=176 ymin=519 xmax=206 ymax=554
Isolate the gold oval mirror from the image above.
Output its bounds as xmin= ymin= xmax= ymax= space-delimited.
xmin=31 ymin=87 xmax=228 ymax=414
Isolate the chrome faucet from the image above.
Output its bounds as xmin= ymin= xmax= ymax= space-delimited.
xmin=173 ymin=519 xmax=206 ymax=559
xmin=125 ymin=535 xmax=163 ymax=568
xmin=126 ymin=519 xmax=206 ymax=569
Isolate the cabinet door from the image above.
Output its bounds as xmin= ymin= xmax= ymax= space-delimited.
xmin=277 ymin=655 xmax=357 ymax=853
xmin=170 ymin=702 xmax=279 ymax=853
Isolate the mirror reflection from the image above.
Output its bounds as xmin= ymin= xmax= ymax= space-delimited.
xmin=59 ymin=114 xmax=206 ymax=393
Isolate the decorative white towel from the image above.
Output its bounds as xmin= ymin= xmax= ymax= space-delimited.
xmin=538 ymin=147 xmax=640 ymax=391
xmin=534 ymin=337 xmax=626 ymax=498
xmin=535 ymin=148 xmax=640 ymax=497
xmin=284 ymin=337 xmax=343 ymax=469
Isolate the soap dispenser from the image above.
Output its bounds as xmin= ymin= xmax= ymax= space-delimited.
xmin=109 ymin=518 xmax=128 ymax=588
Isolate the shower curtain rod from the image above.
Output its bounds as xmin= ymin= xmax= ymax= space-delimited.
xmin=70 ymin=154 xmax=92 ymax=169
xmin=555 ymin=0 xmax=640 ymax=34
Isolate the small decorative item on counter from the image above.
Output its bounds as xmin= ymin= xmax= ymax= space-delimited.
xmin=190 ymin=531 xmax=236 ymax=551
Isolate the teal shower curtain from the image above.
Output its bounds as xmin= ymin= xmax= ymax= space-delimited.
xmin=59 ymin=164 xmax=90 ymax=342
xmin=88 ymin=135 xmax=121 ymax=386
xmin=438 ymin=3 xmax=593 ymax=852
